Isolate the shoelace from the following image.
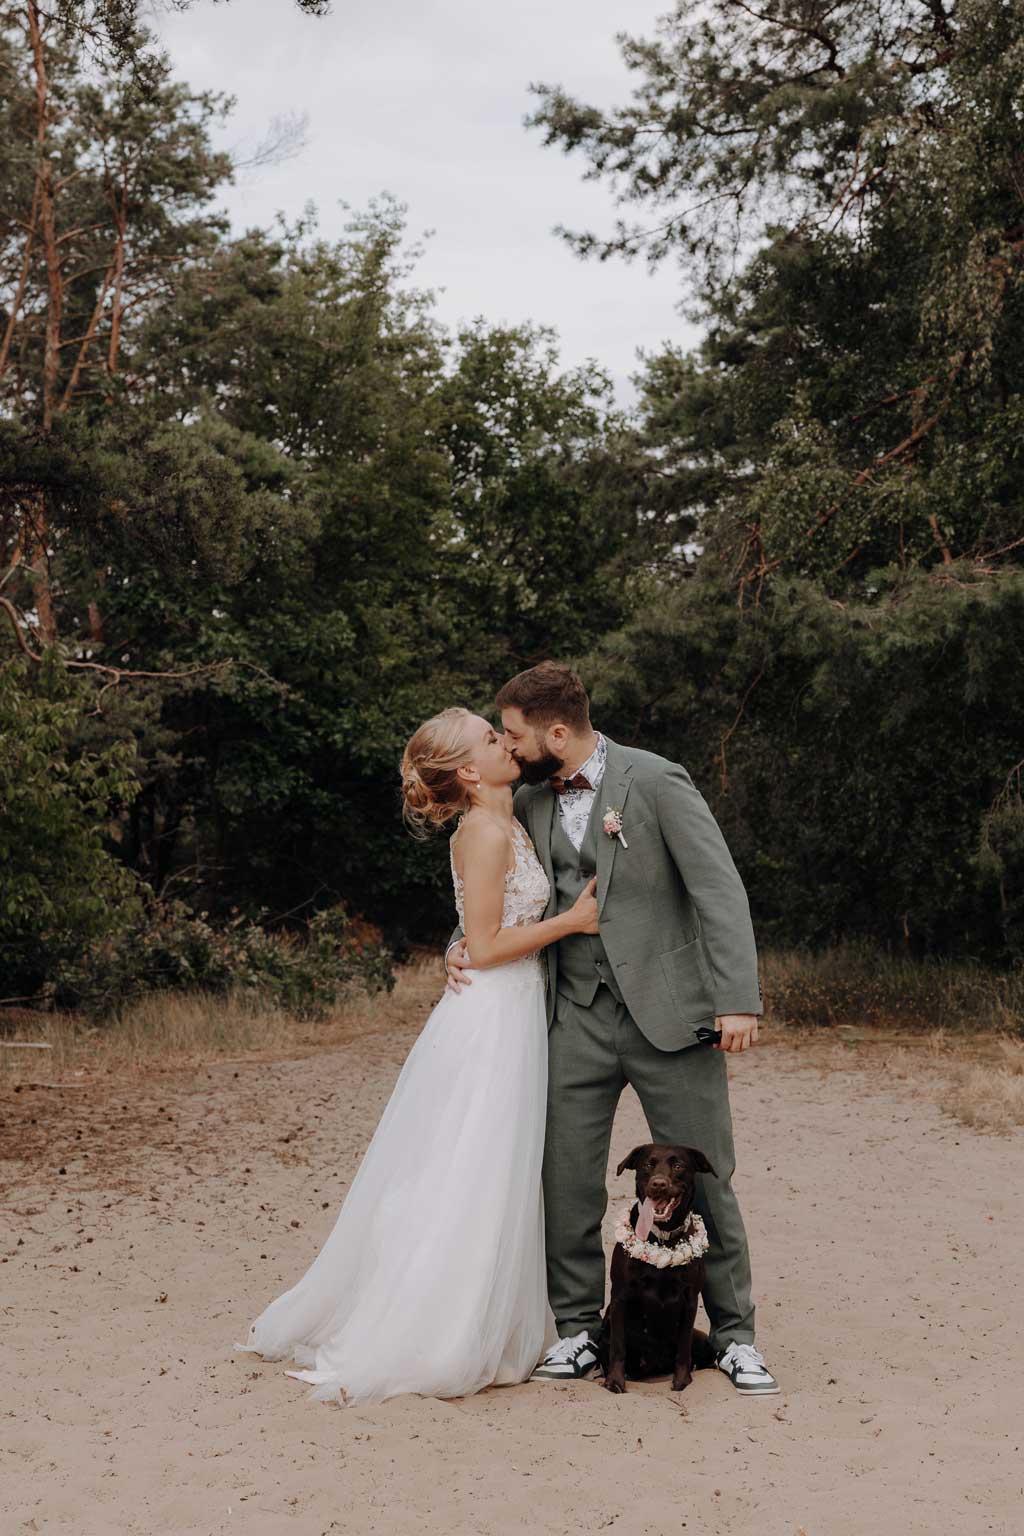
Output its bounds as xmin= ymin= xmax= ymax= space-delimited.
xmin=544 ymin=1331 xmax=591 ymax=1364
xmin=726 ymin=1343 xmax=768 ymax=1373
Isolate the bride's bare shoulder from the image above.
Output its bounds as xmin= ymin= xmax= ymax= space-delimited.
xmin=451 ymin=813 xmax=515 ymax=876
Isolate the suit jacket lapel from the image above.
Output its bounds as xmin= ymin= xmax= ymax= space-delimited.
xmin=595 ymin=736 xmax=633 ymax=916
xmin=523 ymin=783 xmax=557 ymax=915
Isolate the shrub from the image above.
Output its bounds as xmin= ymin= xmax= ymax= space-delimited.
xmin=0 ymin=657 xmax=142 ymax=1003
xmin=50 ymin=899 xmax=394 ymax=1019
xmin=762 ymin=942 xmax=1024 ymax=1034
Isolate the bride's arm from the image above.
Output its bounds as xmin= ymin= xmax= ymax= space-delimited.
xmin=459 ymin=819 xmax=597 ymax=969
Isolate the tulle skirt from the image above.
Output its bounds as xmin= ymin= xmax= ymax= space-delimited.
xmin=233 ymin=955 xmax=556 ymax=1404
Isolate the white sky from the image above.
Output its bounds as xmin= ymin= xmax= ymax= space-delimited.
xmin=148 ymin=0 xmax=699 ymax=404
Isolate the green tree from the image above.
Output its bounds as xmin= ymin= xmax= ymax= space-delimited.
xmin=531 ymin=0 xmax=1024 ymax=589
xmin=0 ymin=0 xmax=232 ymax=641
xmin=588 ymin=566 xmax=1024 ymax=959
xmin=107 ymin=208 xmax=630 ymax=936
xmin=534 ymin=1 xmax=1024 ymax=961
xmin=440 ymin=320 xmax=632 ymax=675
xmin=0 ymin=654 xmax=141 ymax=1001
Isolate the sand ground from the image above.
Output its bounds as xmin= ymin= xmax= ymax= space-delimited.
xmin=2 ymin=975 xmax=1021 ymax=1536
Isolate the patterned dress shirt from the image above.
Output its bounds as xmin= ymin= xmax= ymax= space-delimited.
xmin=556 ymin=733 xmax=607 ymax=853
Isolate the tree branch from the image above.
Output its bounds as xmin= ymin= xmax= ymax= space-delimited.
xmin=0 ymin=594 xmax=288 ymax=704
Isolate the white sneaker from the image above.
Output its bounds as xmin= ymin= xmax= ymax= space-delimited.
xmin=530 ymin=1331 xmax=600 ymax=1381
xmin=716 ymin=1341 xmax=780 ymax=1395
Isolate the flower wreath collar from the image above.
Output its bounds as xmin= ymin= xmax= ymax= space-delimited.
xmin=614 ymin=1206 xmax=709 ymax=1268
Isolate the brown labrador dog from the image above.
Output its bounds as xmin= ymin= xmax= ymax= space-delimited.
xmin=596 ymin=1143 xmax=718 ymax=1394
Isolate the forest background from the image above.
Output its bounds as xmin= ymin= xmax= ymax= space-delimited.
xmin=1 ymin=0 xmax=1022 ymax=1021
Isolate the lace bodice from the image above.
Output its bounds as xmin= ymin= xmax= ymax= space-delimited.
xmin=450 ymin=817 xmax=550 ymax=931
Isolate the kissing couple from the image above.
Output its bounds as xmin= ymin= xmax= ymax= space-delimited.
xmin=235 ymin=661 xmax=778 ymax=1403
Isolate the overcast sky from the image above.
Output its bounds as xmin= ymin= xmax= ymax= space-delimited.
xmin=148 ymin=0 xmax=699 ymax=403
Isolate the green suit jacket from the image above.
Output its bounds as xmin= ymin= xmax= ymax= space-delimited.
xmin=451 ymin=735 xmax=763 ymax=1052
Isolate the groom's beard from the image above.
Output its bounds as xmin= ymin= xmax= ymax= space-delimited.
xmin=515 ymin=748 xmax=564 ymax=786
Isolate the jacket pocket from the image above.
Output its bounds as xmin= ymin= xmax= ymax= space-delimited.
xmin=659 ymin=936 xmax=714 ymax=1023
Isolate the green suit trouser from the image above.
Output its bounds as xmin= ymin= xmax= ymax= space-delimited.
xmin=543 ymin=986 xmax=755 ymax=1353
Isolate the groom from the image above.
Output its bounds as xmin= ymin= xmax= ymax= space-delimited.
xmin=446 ymin=661 xmax=779 ymax=1396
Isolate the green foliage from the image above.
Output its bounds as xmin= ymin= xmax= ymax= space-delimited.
xmin=526 ymin=0 xmax=1024 ymax=972
xmin=0 ymin=657 xmax=142 ymax=997
xmin=0 ymin=3 xmax=232 ymax=427
xmin=761 ymin=942 xmax=1024 ymax=1033
xmin=533 ymin=1 xmax=1024 ymax=586
xmin=60 ymin=206 xmax=630 ymax=937
xmin=2 ymin=1 xmax=1022 ymax=1019
xmin=587 ymin=565 xmax=1024 ymax=961
xmin=974 ymin=769 xmax=1024 ymax=959
xmin=52 ymin=899 xmax=394 ymax=1019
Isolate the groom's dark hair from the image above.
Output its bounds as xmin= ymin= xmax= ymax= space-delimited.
xmin=495 ymin=661 xmax=591 ymax=731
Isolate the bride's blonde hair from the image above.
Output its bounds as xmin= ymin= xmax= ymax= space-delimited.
xmin=400 ymin=706 xmax=474 ymax=837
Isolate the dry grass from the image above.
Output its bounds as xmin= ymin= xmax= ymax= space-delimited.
xmin=762 ymin=942 xmax=1024 ymax=1034
xmin=4 ymin=946 xmax=1023 ymax=1135
xmin=752 ymin=945 xmax=1024 ymax=1131
xmin=803 ymin=1028 xmax=1024 ymax=1136
xmin=939 ymin=1037 xmax=1024 ymax=1133
xmin=0 ymin=957 xmax=444 ymax=1088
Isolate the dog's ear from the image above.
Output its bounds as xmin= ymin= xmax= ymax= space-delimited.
xmin=684 ymin=1147 xmax=717 ymax=1178
xmin=616 ymin=1145 xmax=649 ymax=1177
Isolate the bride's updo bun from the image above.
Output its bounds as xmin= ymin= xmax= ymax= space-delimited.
xmin=401 ymin=706 xmax=473 ymax=837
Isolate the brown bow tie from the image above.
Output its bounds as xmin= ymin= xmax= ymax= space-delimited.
xmin=551 ymin=771 xmax=593 ymax=795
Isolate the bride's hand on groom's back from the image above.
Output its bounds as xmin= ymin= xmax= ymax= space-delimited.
xmin=570 ymin=877 xmax=600 ymax=934
xmin=445 ymin=939 xmax=472 ymax=992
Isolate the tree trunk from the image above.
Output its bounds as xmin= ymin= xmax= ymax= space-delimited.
xmin=0 ymin=181 xmax=39 ymax=382
xmin=29 ymin=1 xmax=61 ymax=431
xmin=26 ymin=0 xmax=59 ymax=643
xmin=106 ymin=185 xmax=127 ymax=380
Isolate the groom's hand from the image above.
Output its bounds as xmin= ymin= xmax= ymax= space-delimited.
xmin=715 ymin=1014 xmax=759 ymax=1052
xmin=445 ymin=939 xmax=472 ymax=992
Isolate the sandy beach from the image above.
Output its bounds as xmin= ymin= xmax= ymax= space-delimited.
xmin=2 ymin=973 xmax=1021 ymax=1536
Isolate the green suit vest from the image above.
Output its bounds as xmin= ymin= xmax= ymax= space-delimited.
xmin=548 ymin=792 xmax=624 ymax=1008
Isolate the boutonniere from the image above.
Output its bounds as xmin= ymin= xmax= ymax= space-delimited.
xmin=603 ymin=806 xmax=628 ymax=849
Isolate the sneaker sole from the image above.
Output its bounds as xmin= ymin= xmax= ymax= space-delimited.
xmin=718 ymin=1363 xmax=779 ymax=1400
xmin=530 ymin=1363 xmax=599 ymax=1381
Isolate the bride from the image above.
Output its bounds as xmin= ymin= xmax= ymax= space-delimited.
xmin=234 ymin=706 xmax=599 ymax=1404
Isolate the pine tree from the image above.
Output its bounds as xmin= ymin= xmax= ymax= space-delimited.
xmin=0 ymin=0 xmax=232 ymax=643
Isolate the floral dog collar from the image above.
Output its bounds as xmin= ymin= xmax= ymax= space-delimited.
xmin=614 ymin=1207 xmax=709 ymax=1268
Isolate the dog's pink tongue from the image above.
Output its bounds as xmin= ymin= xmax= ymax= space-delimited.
xmin=636 ymin=1198 xmax=657 ymax=1242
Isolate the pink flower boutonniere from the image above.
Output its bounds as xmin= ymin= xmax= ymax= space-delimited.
xmin=603 ymin=806 xmax=628 ymax=849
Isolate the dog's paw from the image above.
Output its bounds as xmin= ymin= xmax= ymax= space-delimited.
xmin=603 ymin=1374 xmax=627 ymax=1394
xmin=670 ymin=1373 xmax=693 ymax=1392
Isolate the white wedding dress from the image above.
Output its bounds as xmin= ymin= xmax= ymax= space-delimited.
xmin=234 ymin=817 xmax=557 ymax=1405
